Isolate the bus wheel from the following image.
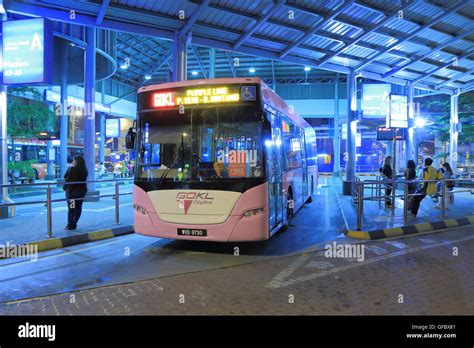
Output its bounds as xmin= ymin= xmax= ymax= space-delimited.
xmin=306 ymin=177 xmax=314 ymax=204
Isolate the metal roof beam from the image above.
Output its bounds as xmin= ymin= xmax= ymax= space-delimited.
xmin=354 ymin=0 xmax=470 ymax=72
xmin=279 ymin=0 xmax=354 ymax=58
xmin=6 ymin=1 xmax=176 ymax=39
xmin=460 ymin=81 xmax=474 ymax=94
xmin=128 ymin=49 xmax=173 ymax=81
xmin=96 ymin=0 xmax=110 ymax=26
xmin=189 ymin=0 xmax=465 ymax=69
xmin=191 ymin=45 xmax=208 ymax=78
xmin=233 ymin=0 xmax=286 ymax=49
xmin=412 ymin=49 xmax=474 ymax=84
xmin=318 ymin=0 xmax=418 ymax=66
xmin=436 ymin=68 xmax=474 ymax=87
xmin=117 ymin=37 xmax=162 ymax=63
xmin=189 ymin=0 xmax=351 ymax=46
xmin=178 ymin=0 xmax=210 ymax=36
xmin=225 ymin=52 xmax=237 ymax=77
xmin=383 ymin=26 xmax=474 ymax=78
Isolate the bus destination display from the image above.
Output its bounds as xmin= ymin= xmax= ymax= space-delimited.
xmin=151 ymin=86 xmax=246 ymax=108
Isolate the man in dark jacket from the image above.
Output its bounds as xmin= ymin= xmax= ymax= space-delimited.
xmin=64 ymin=155 xmax=88 ymax=230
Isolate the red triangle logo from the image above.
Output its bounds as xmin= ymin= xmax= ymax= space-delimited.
xmin=183 ymin=200 xmax=193 ymax=215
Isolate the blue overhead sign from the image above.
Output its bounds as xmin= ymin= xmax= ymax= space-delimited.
xmin=2 ymin=18 xmax=53 ymax=85
xmin=387 ymin=94 xmax=408 ymax=128
xmin=361 ymin=83 xmax=391 ymax=119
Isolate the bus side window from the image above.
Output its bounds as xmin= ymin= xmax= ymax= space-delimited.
xmin=281 ymin=117 xmax=289 ymax=171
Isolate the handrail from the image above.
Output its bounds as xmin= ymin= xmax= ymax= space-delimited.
xmin=0 ymin=178 xmax=135 ymax=239
xmin=355 ymin=177 xmax=474 ymax=231
xmin=0 ymin=177 xmax=133 ymax=189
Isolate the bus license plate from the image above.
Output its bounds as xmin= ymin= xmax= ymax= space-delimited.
xmin=177 ymin=228 xmax=207 ymax=237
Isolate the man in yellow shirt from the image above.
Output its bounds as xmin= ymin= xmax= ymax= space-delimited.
xmin=411 ymin=158 xmax=443 ymax=217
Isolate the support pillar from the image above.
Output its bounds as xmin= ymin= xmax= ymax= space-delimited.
xmin=343 ymin=72 xmax=356 ymax=195
xmin=406 ymin=82 xmax=414 ymax=162
xmin=450 ymin=93 xmax=459 ymax=172
xmin=208 ymin=48 xmax=215 ymax=79
xmin=172 ymin=31 xmax=191 ymax=82
xmin=45 ymin=140 xmax=55 ymax=180
xmin=1 ymin=7 xmax=10 ymax=217
xmin=0 ymin=84 xmax=7 ymax=203
xmin=333 ymin=73 xmax=340 ymax=176
xmin=59 ymin=43 xmax=69 ymax=179
xmin=99 ymin=113 xmax=105 ymax=164
xmin=83 ymin=26 xmax=97 ymax=196
xmin=346 ymin=72 xmax=356 ymax=182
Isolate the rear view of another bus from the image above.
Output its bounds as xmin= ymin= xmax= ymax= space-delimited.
xmin=129 ymin=78 xmax=316 ymax=242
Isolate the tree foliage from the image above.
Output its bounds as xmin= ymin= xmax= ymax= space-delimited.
xmin=420 ymin=92 xmax=474 ymax=145
xmin=7 ymin=87 xmax=56 ymax=139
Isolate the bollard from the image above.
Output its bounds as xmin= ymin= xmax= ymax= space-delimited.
xmin=115 ymin=180 xmax=120 ymax=224
xmin=357 ymin=183 xmax=363 ymax=231
xmin=403 ymin=182 xmax=408 ymax=225
xmin=441 ymin=180 xmax=446 ymax=219
xmin=46 ymin=185 xmax=53 ymax=238
xmin=377 ymin=176 xmax=381 ymax=208
xmin=391 ymin=179 xmax=396 ymax=212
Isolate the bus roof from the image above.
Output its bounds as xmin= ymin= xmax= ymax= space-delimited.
xmin=138 ymin=77 xmax=311 ymax=129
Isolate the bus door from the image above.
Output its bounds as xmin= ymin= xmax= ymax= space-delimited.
xmin=266 ymin=111 xmax=283 ymax=229
xmin=300 ymin=129 xmax=308 ymax=199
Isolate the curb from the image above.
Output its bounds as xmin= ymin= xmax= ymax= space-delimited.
xmin=346 ymin=216 xmax=474 ymax=240
xmin=0 ymin=225 xmax=134 ymax=259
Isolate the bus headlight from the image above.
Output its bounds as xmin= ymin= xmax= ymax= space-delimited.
xmin=242 ymin=207 xmax=264 ymax=218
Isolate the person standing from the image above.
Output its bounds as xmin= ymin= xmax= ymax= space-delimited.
xmin=410 ymin=157 xmax=442 ymax=217
xmin=381 ymin=156 xmax=393 ymax=207
xmin=63 ymin=155 xmax=88 ymax=230
xmin=404 ymin=160 xmax=417 ymax=210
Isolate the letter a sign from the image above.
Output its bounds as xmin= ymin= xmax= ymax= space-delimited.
xmin=2 ymin=18 xmax=53 ymax=84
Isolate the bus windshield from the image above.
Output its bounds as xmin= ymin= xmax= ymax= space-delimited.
xmin=136 ymin=104 xmax=264 ymax=183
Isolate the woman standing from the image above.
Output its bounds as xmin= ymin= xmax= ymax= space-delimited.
xmin=381 ymin=156 xmax=393 ymax=207
xmin=64 ymin=155 xmax=88 ymax=230
xmin=404 ymin=160 xmax=417 ymax=210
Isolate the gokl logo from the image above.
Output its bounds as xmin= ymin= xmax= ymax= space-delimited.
xmin=176 ymin=192 xmax=214 ymax=214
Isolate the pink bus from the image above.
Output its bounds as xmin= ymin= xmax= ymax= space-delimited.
xmin=129 ymin=78 xmax=317 ymax=242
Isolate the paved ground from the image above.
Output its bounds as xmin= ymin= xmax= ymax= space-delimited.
xmin=1 ymin=225 xmax=473 ymax=315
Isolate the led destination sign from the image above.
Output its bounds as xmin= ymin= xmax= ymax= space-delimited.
xmin=152 ymin=86 xmax=242 ymax=108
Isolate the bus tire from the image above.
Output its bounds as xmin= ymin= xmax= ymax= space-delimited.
xmin=283 ymin=189 xmax=293 ymax=230
xmin=306 ymin=177 xmax=314 ymax=204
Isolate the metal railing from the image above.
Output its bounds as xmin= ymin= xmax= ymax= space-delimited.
xmin=355 ymin=177 xmax=474 ymax=231
xmin=0 ymin=178 xmax=134 ymax=238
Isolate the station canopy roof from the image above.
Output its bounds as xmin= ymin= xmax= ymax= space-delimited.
xmin=6 ymin=0 xmax=474 ymax=95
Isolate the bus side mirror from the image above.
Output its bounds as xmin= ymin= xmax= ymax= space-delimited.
xmin=125 ymin=127 xmax=136 ymax=150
